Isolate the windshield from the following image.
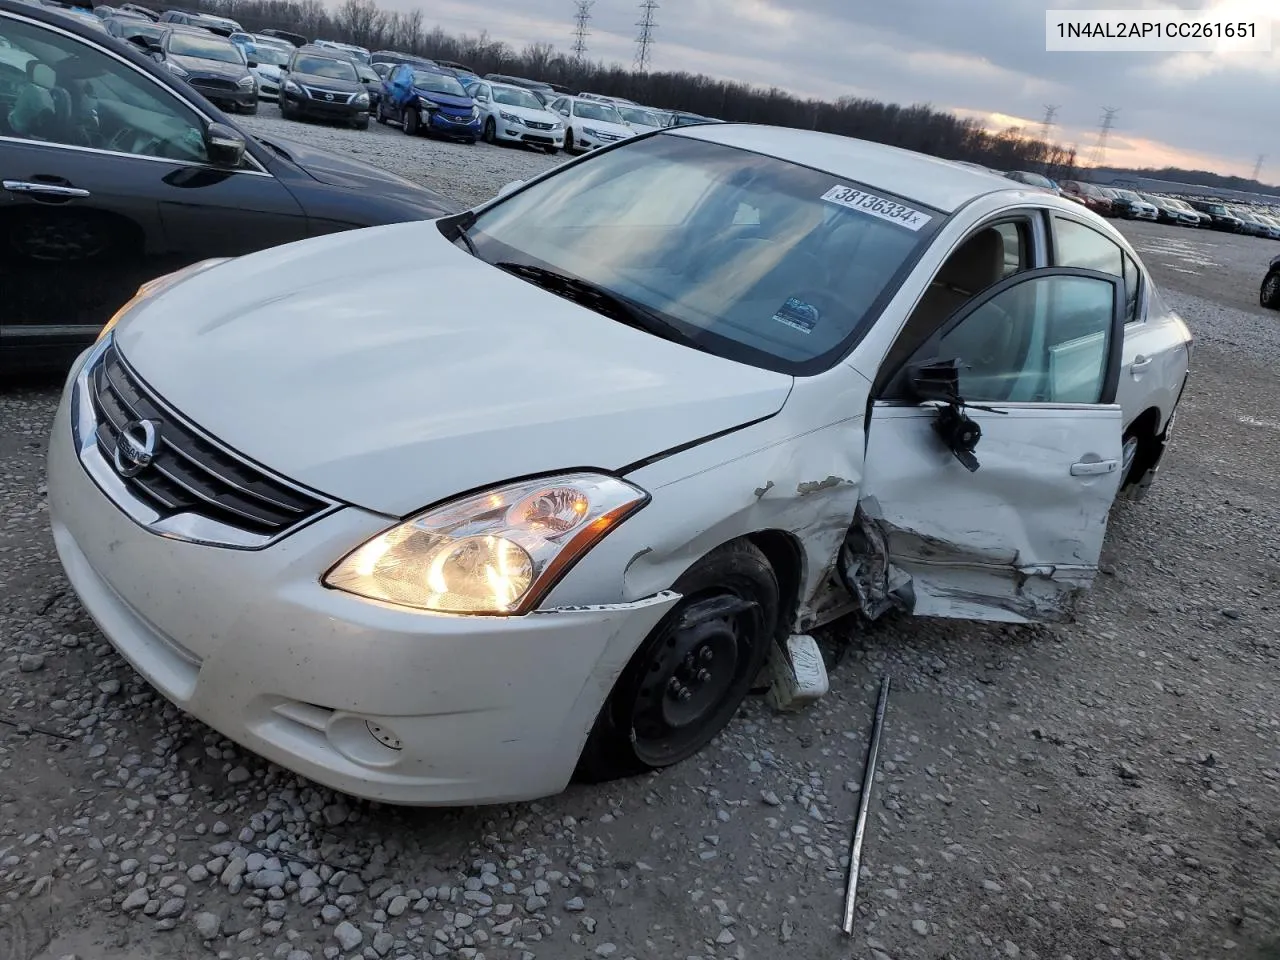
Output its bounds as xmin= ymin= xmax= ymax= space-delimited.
xmin=167 ymin=33 xmax=244 ymax=63
xmin=1113 ymin=189 xmax=1141 ymax=201
xmin=412 ymin=70 xmax=467 ymax=96
xmin=493 ymin=86 xmax=544 ymax=109
xmin=617 ymin=105 xmax=664 ymax=127
xmin=251 ymin=44 xmax=291 ymax=66
xmin=573 ymin=100 xmax=623 ymax=123
xmin=466 ymin=134 xmax=936 ymax=373
xmin=355 ymin=64 xmax=378 ymax=82
xmin=293 ymin=54 xmax=357 ymax=80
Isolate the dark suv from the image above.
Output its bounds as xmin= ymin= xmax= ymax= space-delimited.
xmin=280 ymin=45 xmax=370 ymax=129
xmin=1188 ymin=199 xmax=1244 ymax=232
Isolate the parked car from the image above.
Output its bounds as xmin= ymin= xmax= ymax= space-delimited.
xmin=103 ymin=11 xmax=165 ymax=41
xmin=238 ymin=34 xmax=292 ymax=100
xmin=546 ymin=94 xmax=633 ymax=153
xmin=1108 ymin=189 xmax=1159 ymax=221
xmin=1262 ymin=256 xmax=1280 ymax=308
xmin=483 ymin=73 xmax=554 ymax=104
xmin=1229 ymin=206 xmax=1268 ymax=237
xmin=148 ymin=27 xmax=258 ymax=114
xmin=1060 ymin=180 xmax=1116 ymax=217
xmin=352 ymin=60 xmax=381 ymax=115
xmin=1162 ymin=198 xmax=1211 ymax=227
xmin=434 ymin=59 xmax=477 ymax=84
xmin=256 ymin=27 xmax=306 ymax=47
xmin=1003 ymin=170 xmax=1060 ymax=195
xmin=1187 ymin=199 xmax=1243 ymax=232
xmin=615 ymin=103 xmax=669 ymax=134
xmin=1140 ymin=193 xmax=1199 ymax=226
xmin=666 ymin=110 xmax=724 ymax=126
xmin=0 ymin=0 xmax=456 ymax=372
xmin=311 ymin=38 xmax=369 ymax=64
xmin=118 ymin=2 xmax=159 ymax=18
xmin=44 ymin=122 xmax=1190 ymax=805
xmin=369 ymin=49 xmax=434 ymax=69
xmin=468 ymin=79 xmax=563 ymax=152
xmin=379 ymin=63 xmax=479 ymax=141
xmin=1254 ymin=212 xmax=1280 ymax=240
xmin=157 ymin=9 xmax=238 ymax=35
xmin=279 ymin=45 xmax=370 ymax=129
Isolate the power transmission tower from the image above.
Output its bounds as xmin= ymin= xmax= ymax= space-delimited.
xmin=634 ymin=0 xmax=658 ymax=71
xmin=1087 ymin=107 xmax=1119 ymax=168
xmin=1252 ymin=154 xmax=1266 ymax=182
xmin=571 ymin=0 xmax=593 ymax=61
xmin=1039 ymin=105 xmax=1060 ymax=144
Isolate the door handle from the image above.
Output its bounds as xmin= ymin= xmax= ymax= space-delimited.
xmin=1130 ymin=355 xmax=1152 ymax=372
xmin=3 ymin=180 xmax=91 ymax=199
xmin=1070 ymin=459 xmax=1119 ymax=477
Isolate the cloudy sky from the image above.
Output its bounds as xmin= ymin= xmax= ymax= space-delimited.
xmin=384 ymin=0 xmax=1279 ymax=180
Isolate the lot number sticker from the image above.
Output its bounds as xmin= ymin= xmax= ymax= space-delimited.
xmin=821 ymin=185 xmax=932 ymax=231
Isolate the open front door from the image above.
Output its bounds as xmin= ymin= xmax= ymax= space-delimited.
xmin=860 ymin=267 xmax=1128 ymax=623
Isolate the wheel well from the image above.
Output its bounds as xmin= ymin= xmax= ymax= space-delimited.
xmin=1124 ymin=406 xmax=1162 ymax=442
xmin=1122 ymin=406 xmax=1164 ymax=488
xmin=745 ymin=530 xmax=804 ymax=639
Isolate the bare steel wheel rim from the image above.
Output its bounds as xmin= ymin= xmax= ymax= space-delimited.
xmin=629 ymin=591 xmax=761 ymax=766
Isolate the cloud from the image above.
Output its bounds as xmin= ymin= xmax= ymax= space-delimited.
xmin=373 ymin=0 xmax=1279 ymax=179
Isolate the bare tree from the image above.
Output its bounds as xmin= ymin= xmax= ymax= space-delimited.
xmin=334 ymin=0 xmax=384 ymax=47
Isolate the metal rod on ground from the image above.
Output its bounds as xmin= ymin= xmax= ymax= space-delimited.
xmin=841 ymin=674 xmax=891 ymax=935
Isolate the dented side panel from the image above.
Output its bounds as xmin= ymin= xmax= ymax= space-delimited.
xmin=858 ymin=400 xmax=1125 ymax=622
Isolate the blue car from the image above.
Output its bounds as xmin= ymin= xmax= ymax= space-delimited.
xmin=378 ymin=63 xmax=481 ymax=142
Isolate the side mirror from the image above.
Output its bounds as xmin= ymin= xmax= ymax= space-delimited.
xmin=496 ymin=180 xmax=523 ymax=198
xmin=205 ymin=121 xmax=246 ymax=168
xmin=905 ymin=358 xmax=961 ymax=404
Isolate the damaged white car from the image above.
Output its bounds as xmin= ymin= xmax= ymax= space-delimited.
xmin=47 ymin=124 xmax=1192 ymax=805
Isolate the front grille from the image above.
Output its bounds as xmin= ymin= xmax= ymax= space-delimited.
xmin=302 ymin=85 xmax=353 ymax=103
xmin=89 ymin=345 xmax=328 ymax=538
xmin=525 ymin=120 xmax=553 ymax=130
xmin=192 ymin=77 xmax=238 ymax=91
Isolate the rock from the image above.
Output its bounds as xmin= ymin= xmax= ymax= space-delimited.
xmin=715 ymin=930 xmax=735 ymax=945
xmin=372 ymin=931 xmax=394 ymax=956
xmin=323 ymin=804 xmax=349 ymax=827
xmin=155 ymin=897 xmax=185 ymax=920
xmin=28 ymin=875 xmax=52 ymax=897
xmin=338 ymin=874 xmax=364 ymax=894
xmin=333 ymin=921 xmax=363 ymax=951
xmin=595 ymin=945 xmax=618 ymax=957
xmin=1115 ymin=761 xmax=1141 ymax=781
xmin=320 ymin=905 xmax=343 ymax=924
xmin=454 ymin=912 xmax=473 ymax=929
xmin=982 ymin=879 xmax=1004 ymax=893
xmin=912 ymin=918 xmax=929 ymax=935
xmin=192 ymin=911 xmax=220 ymax=940
xmin=18 ymin=654 xmax=44 ymax=673
xmin=226 ymin=766 xmax=251 ymax=784
xmin=761 ymin=791 xmax=782 ymax=806
xmin=122 ymin=888 xmax=150 ymax=912
xmin=253 ymin=869 xmax=288 ymax=890
xmin=564 ymin=897 xmax=585 ymax=912
xmin=187 ymin=865 xmax=209 ymax=883
xmin=780 ymin=918 xmax=793 ymax=942
xmin=387 ymin=895 xmax=409 ymax=917
xmin=525 ymin=895 xmax=547 ymax=912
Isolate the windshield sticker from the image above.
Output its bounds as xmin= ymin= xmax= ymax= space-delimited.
xmin=773 ymin=297 xmax=819 ymax=334
xmin=821 ymin=185 xmax=932 ymax=231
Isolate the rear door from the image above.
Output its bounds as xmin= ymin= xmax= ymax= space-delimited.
xmin=860 ymin=268 xmax=1128 ymax=623
xmin=0 ymin=7 xmax=306 ymax=368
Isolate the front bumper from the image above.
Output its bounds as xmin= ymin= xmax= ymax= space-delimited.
xmin=47 ymin=347 xmax=677 ymax=805
xmin=426 ymin=109 xmax=481 ymax=139
xmin=282 ymin=89 xmax=366 ymax=120
xmin=190 ymin=82 xmax=256 ymax=110
xmin=257 ymin=80 xmax=280 ymax=100
xmin=494 ymin=123 xmax=563 ymax=148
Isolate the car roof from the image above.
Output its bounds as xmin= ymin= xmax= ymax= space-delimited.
xmin=668 ymin=124 xmax=1044 ymax=214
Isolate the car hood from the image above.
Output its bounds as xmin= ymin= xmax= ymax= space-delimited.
xmin=414 ymin=88 xmax=472 ymax=109
xmin=578 ymin=118 xmax=631 ymax=136
xmin=498 ymin=103 xmax=558 ymax=124
xmin=293 ymin=74 xmax=361 ymax=94
xmin=114 ymin=223 xmax=793 ymax=516
xmin=170 ymin=54 xmax=248 ymax=79
xmin=252 ymin=63 xmax=281 ymax=80
xmin=257 ymin=134 xmax=453 ymax=207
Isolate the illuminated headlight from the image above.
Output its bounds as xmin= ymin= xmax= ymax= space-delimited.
xmin=324 ymin=473 xmax=648 ymax=615
xmin=355 ymin=91 xmax=370 ymax=105
xmin=283 ymin=78 xmax=302 ymax=94
xmin=498 ymin=110 xmax=521 ymax=124
xmin=97 ymin=258 xmax=234 ymax=343
xmin=237 ymin=75 xmax=256 ymax=88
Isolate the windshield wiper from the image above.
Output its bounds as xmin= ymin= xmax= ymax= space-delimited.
xmin=255 ymin=137 xmax=293 ymax=162
xmin=495 ymin=261 xmax=694 ymax=347
xmin=450 ymin=210 xmax=478 ymax=256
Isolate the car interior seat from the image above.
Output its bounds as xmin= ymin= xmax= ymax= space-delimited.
xmin=881 ymin=227 xmax=1005 ymax=378
xmin=8 ymin=61 xmax=71 ymax=141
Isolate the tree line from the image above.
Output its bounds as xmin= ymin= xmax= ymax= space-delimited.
xmin=183 ymin=0 xmax=1081 ymax=176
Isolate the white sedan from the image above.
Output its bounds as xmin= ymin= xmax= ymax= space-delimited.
xmin=546 ymin=94 xmax=633 ymax=153
xmin=467 ymin=79 xmax=564 ymax=153
xmin=615 ymin=102 xmax=671 ymax=134
xmin=243 ymin=35 xmax=291 ymax=100
xmin=47 ymin=125 xmax=1191 ymax=806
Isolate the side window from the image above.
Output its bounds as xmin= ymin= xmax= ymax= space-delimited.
xmin=991 ymin=221 xmax=1029 ymax=278
xmin=1052 ymin=216 xmax=1140 ymax=323
xmin=931 ymin=274 xmax=1118 ymax=404
xmin=0 ymin=14 xmax=209 ymax=164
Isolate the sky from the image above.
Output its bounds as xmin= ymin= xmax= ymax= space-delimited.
xmin=381 ymin=0 xmax=1280 ymax=181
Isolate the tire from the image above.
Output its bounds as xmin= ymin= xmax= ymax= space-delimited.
xmin=482 ymin=117 xmax=496 ymax=144
xmin=574 ymin=540 xmax=780 ymax=783
xmin=1261 ymin=270 xmax=1280 ymax=310
xmin=564 ymin=129 xmax=575 ymax=154
xmin=376 ymin=102 xmax=388 ymax=124
xmin=279 ymin=103 xmax=295 ymax=121
xmin=353 ymin=115 xmax=369 ymax=131
xmin=404 ymin=107 xmax=418 ymax=136
xmin=241 ymin=101 xmax=258 ymax=116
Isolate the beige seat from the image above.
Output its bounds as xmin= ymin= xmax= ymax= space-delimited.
xmin=882 ymin=228 xmax=1006 ymax=376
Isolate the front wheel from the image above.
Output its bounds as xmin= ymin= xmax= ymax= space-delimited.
xmin=1261 ymin=269 xmax=1280 ymax=309
xmin=482 ymin=117 xmax=496 ymax=143
xmin=241 ymin=101 xmax=258 ymax=116
xmin=353 ymin=115 xmax=369 ymax=131
xmin=564 ymin=129 xmax=575 ymax=154
xmin=404 ymin=107 xmax=418 ymax=136
xmin=575 ymin=540 xmax=779 ymax=783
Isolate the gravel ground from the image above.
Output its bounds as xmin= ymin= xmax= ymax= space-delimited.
xmin=2 ymin=122 xmax=1278 ymax=960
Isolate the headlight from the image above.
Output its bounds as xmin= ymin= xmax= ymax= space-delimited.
xmin=97 ymin=258 xmax=233 ymax=343
xmin=583 ymin=127 xmax=601 ymax=138
xmin=498 ymin=110 xmax=521 ymax=124
xmin=355 ymin=91 xmax=370 ymax=105
xmin=237 ymin=75 xmax=256 ymax=88
xmin=283 ymin=78 xmax=301 ymax=94
xmin=551 ymin=120 xmax=564 ymax=131
xmin=324 ymin=473 xmax=648 ymax=615
xmin=471 ymin=105 xmax=480 ymax=118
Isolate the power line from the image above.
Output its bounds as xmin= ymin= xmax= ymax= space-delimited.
xmin=1252 ymin=154 xmax=1266 ymax=182
xmin=1039 ymin=104 xmax=1060 ymax=144
xmin=571 ymin=0 xmax=593 ymax=61
xmin=634 ymin=0 xmax=658 ymax=71
xmin=1087 ymin=107 xmax=1119 ymax=168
